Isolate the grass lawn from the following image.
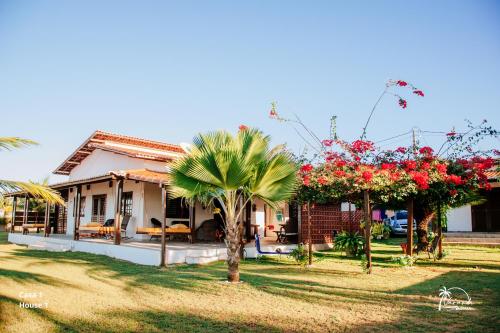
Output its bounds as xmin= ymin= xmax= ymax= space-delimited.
xmin=1 ymin=232 xmax=499 ymax=333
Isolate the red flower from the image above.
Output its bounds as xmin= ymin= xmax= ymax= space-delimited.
xmin=238 ymin=125 xmax=249 ymax=131
xmin=413 ymin=90 xmax=424 ymax=97
xmin=397 ymin=80 xmax=408 ymax=86
xmin=334 ymin=170 xmax=346 ymax=177
xmin=449 ymin=189 xmax=458 ymax=197
xmin=419 ymin=146 xmax=434 ymax=156
xmin=381 ymin=162 xmax=397 ymax=170
xmin=335 ymin=160 xmax=347 ymax=168
xmin=403 ymin=160 xmax=417 ymax=171
xmin=420 ymin=162 xmax=431 ymax=170
xmin=322 ymin=139 xmax=334 ymax=147
xmin=398 ymin=99 xmax=407 ymax=109
xmin=446 ymin=132 xmax=456 ymax=137
xmin=300 ymin=164 xmax=313 ymax=173
xmin=362 ymin=171 xmax=373 ymax=182
xmin=302 ymin=175 xmax=310 ymax=186
xmin=318 ymin=176 xmax=328 ymax=185
xmin=351 ymin=140 xmax=375 ymax=154
xmin=395 ymin=147 xmax=407 ymax=154
xmin=411 ymin=171 xmax=429 ymax=190
xmin=435 ymin=163 xmax=447 ymax=174
xmin=447 ymin=174 xmax=463 ymax=186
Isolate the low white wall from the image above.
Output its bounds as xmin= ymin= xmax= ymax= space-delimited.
xmin=447 ymin=205 xmax=472 ymax=232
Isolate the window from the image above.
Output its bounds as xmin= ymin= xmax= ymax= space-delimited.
xmin=121 ymin=192 xmax=133 ymax=217
xmin=92 ymin=195 xmax=106 ymax=224
xmin=166 ymin=197 xmax=190 ymax=219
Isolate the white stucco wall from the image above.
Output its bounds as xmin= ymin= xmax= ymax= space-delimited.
xmin=447 ymin=205 xmax=472 ymax=232
xmin=69 ymin=149 xmax=168 ymax=180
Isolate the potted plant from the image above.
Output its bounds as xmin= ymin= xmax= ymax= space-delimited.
xmin=382 ymin=224 xmax=391 ymax=240
xmin=334 ymin=231 xmax=365 ymax=257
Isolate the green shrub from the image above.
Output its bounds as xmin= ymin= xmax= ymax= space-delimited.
xmin=391 ymin=255 xmax=417 ymax=267
xmin=289 ymin=243 xmax=309 ymax=266
xmin=334 ymin=231 xmax=365 ymax=257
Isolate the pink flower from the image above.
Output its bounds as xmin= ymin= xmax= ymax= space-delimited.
xmin=399 ymin=98 xmax=407 ymax=109
xmin=302 ymin=175 xmax=310 ymax=186
xmin=238 ymin=125 xmax=249 ymax=131
xmin=413 ymin=90 xmax=424 ymax=97
xmin=435 ymin=163 xmax=447 ymax=174
xmin=322 ymin=139 xmax=334 ymax=147
xmin=449 ymin=189 xmax=458 ymax=196
xmin=397 ymin=80 xmax=408 ymax=87
xmin=269 ymin=109 xmax=278 ymax=118
xmin=351 ymin=140 xmax=375 ymax=153
xmin=318 ymin=176 xmax=328 ymax=185
xmin=410 ymin=171 xmax=430 ymax=190
xmin=446 ymin=131 xmax=456 ymax=137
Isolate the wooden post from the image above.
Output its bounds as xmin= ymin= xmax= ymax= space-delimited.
xmin=307 ymin=202 xmax=312 ymax=266
xmin=363 ymin=191 xmax=372 ymax=274
xmin=406 ymin=198 xmax=414 ymax=256
xmin=23 ymin=194 xmax=29 ymax=226
xmin=160 ymin=186 xmax=167 ymax=267
xmin=74 ymin=186 xmax=82 ymax=240
xmin=10 ymin=196 xmax=17 ymax=233
xmin=189 ymin=203 xmax=195 ymax=244
xmin=44 ymin=202 xmax=50 ymax=237
xmin=114 ymin=178 xmax=123 ymax=245
xmin=437 ymin=201 xmax=443 ymax=259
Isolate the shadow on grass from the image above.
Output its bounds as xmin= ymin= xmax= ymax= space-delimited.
xmin=0 ymin=268 xmax=79 ymax=289
xmin=0 ymin=293 xmax=285 ymax=333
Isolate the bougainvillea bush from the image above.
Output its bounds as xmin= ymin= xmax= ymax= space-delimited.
xmin=297 ymin=136 xmax=498 ymax=245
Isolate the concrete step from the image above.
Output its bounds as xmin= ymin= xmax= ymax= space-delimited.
xmin=28 ymin=241 xmax=71 ymax=252
xmin=444 ymin=241 xmax=500 ymax=248
xmin=185 ymin=255 xmax=220 ymax=265
xmin=444 ymin=237 xmax=500 ymax=243
xmin=444 ymin=232 xmax=500 ymax=239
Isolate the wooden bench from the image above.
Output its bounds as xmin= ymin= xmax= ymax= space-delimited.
xmin=137 ymin=224 xmax=193 ymax=242
xmin=22 ymin=223 xmax=45 ymax=235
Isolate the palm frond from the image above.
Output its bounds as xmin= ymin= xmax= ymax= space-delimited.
xmin=0 ymin=179 xmax=64 ymax=205
xmin=0 ymin=137 xmax=38 ymax=151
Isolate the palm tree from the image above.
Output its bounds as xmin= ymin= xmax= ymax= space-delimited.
xmin=168 ymin=128 xmax=298 ymax=282
xmin=0 ymin=137 xmax=63 ymax=204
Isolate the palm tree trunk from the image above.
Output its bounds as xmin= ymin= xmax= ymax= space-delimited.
xmin=225 ymin=216 xmax=240 ymax=283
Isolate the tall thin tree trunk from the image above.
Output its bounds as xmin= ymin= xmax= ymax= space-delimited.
xmin=363 ymin=191 xmax=372 ymax=274
xmin=225 ymin=216 xmax=240 ymax=283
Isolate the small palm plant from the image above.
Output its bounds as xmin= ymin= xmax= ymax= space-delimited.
xmin=334 ymin=231 xmax=365 ymax=257
xmin=0 ymin=137 xmax=63 ymax=204
xmin=168 ymin=128 xmax=297 ymax=282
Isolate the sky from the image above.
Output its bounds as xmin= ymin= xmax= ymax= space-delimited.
xmin=0 ymin=0 xmax=499 ymax=183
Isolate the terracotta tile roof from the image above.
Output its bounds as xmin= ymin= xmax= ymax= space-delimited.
xmin=54 ymin=130 xmax=185 ymax=175
xmin=110 ymin=169 xmax=170 ymax=185
xmin=485 ymin=170 xmax=500 ymax=181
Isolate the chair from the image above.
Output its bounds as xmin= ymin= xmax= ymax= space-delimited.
xmin=151 ymin=218 xmax=162 ymax=228
xmin=120 ymin=215 xmax=131 ymax=239
xmin=255 ymin=234 xmax=292 ymax=260
xmin=274 ymin=221 xmax=298 ymax=244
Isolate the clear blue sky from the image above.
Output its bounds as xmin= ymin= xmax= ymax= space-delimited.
xmin=1 ymin=1 xmax=499 ymax=183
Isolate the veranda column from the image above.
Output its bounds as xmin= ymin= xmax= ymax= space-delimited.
xmin=114 ymin=178 xmax=124 ymax=245
xmin=10 ymin=196 xmax=17 ymax=233
xmin=406 ymin=198 xmax=414 ymax=256
xmin=74 ymin=185 xmax=82 ymax=240
xmin=22 ymin=194 xmax=29 ymax=234
xmin=363 ymin=191 xmax=372 ymax=274
xmin=44 ymin=202 xmax=50 ymax=237
xmin=160 ymin=185 xmax=167 ymax=267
